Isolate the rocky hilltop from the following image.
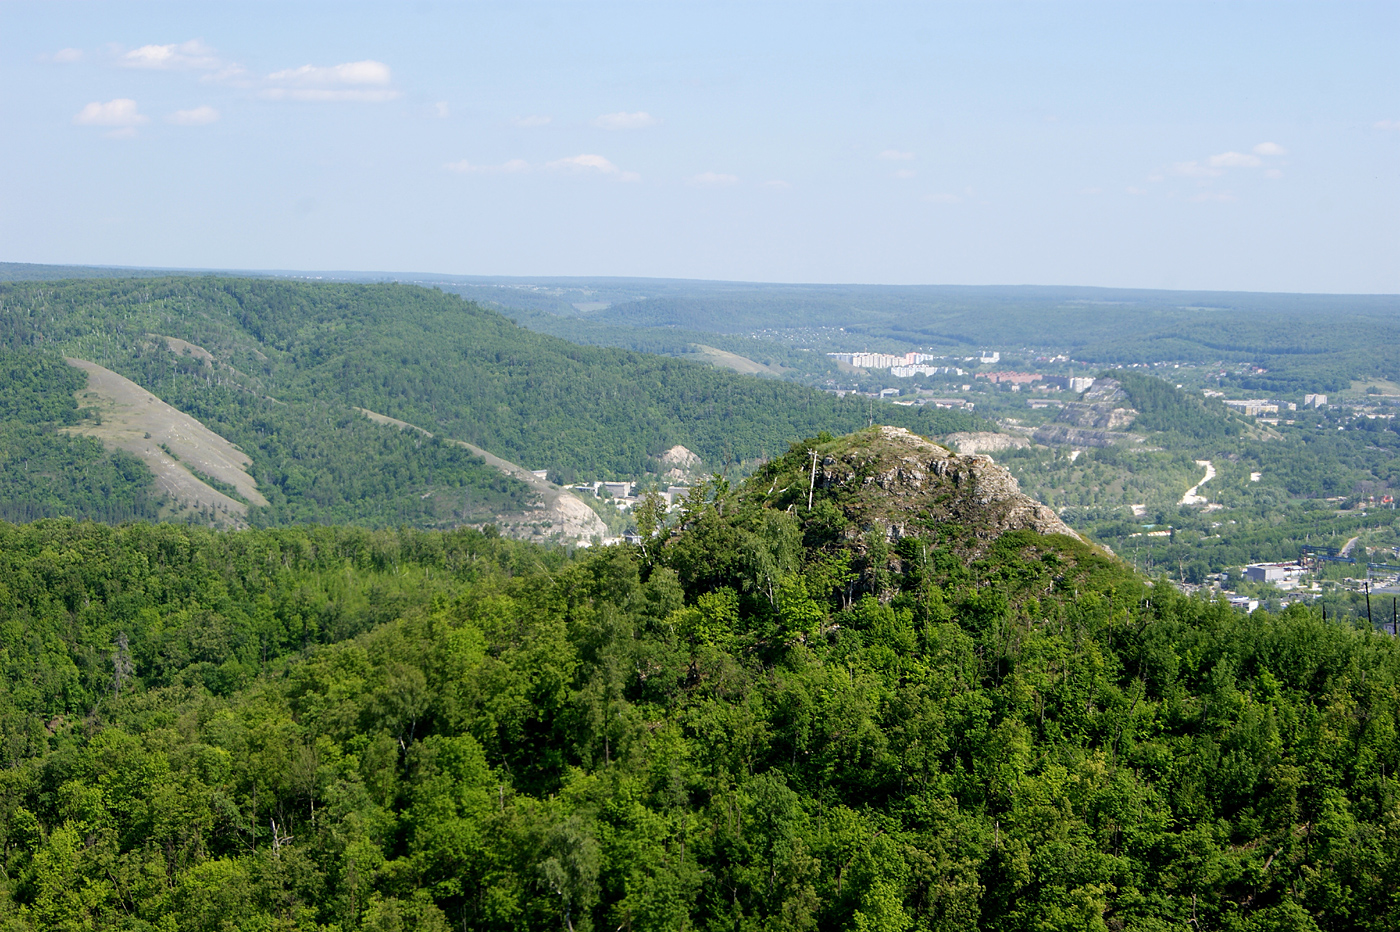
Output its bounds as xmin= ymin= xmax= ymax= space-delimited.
xmin=747 ymin=426 xmax=1078 ymax=552
xmin=1055 ymin=377 xmax=1138 ymax=430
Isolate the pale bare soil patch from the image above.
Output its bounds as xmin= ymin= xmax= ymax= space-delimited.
xmin=685 ymin=344 xmax=787 ymax=377
xmin=1180 ymin=459 xmax=1215 ymax=506
xmin=151 ymin=334 xmax=214 ymax=365
xmin=354 ymin=408 xmax=607 ymax=544
xmin=939 ymin=431 xmax=1031 ymax=456
xmin=62 ymin=358 xmax=268 ymax=526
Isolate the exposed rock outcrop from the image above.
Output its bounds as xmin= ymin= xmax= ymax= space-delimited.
xmin=939 ymin=431 xmax=1031 ymax=455
xmin=802 ymin=426 xmax=1079 ymax=547
xmin=657 ymin=444 xmax=702 ymax=480
xmin=1056 ymin=378 xmax=1137 ymax=429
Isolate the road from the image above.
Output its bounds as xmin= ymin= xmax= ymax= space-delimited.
xmin=1180 ymin=460 xmax=1216 ymax=506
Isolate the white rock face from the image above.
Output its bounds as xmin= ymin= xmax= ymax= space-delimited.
xmin=659 ymin=445 xmax=701 ymax=468
xmin=816 ymin=426 xmax=1080 ymax=545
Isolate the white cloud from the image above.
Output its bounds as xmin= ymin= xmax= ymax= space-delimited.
xmin=269 ymin=60 xmax=392 ymax=85
xmin=1374 ymin=119 xmax=1400 ymax=131
xmin=1126 ymin=186 xmax=1146 ymax=195
xmin=263 ymin=60 xmax=398 ymax=102
xmin=546 ymin=154 xmax=640 ymax=181
xmin=121 ymin=39 xmax=221 ymax=71
xmin=167 ymin=105 xmax=220 ymax=126
xmin=49 ymin=48 xmax=83 ymax=63
xmin=1264 ymin=168 xmax=1284 ymax=180
xmin=893 ymin=169 xmax=916 ymax=180
xmin=878 ymin=149 xmax=915 ymax=160
xmin=445 ymin=159 xmax=530 ymax=174
xmin=511 ymin=115 xmax=552 ymax=127
xmin=1190 ymin=191 xmax=1238 ymax=203
xmin=433 ymin=101 xmax=450 ymax=118
xmin=592 ymin=111 xmax=657 ymax=130
xmin=1207 ymin=151 xmax=1262 ymax=169
xmin=924 ymin=193 xmax=961 ymax=204
xmin=688 ymin=171 xmax=738 ymax=187
xmin=202 ymin=64 xmax=249 ymax=87
xmin=1171 ymin=161 xmax=1223 ymax=179
xmin=1169 ymin=146 xmax=1279 ymax=182
xmin=74 ymin=98 xmax=148 ymax=128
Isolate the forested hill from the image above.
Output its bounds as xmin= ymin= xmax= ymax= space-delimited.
xmin=1 ymin=428 xmax=1397 ymax=930
xmin=0 ymin=276 xmax=975 ymax=483
xmin=1111 ymin=369 xmax=1248 ymax=441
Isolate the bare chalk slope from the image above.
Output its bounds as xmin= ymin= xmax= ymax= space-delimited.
xmin=63 ymin=358 xmax=268 ymax=524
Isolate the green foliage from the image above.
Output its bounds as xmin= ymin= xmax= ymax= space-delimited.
xmin=0 ymin=425 xmax=161 ymax=524
xmin=0 ymin=350 xmax=162 ymax=523
xmin=1113 ymin=369 xmax=1244 ymax=441
xmin=0 ymin=276 xmax=980 ymax=493
xmin=0 ymin=351 xmax=85 ymax=425
xmin=1 ymin=431 xmax=1398 ymax=929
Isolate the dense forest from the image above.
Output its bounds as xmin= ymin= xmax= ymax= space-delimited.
xmin=0 ymin=429 xmax=1396 ymax=930
xmin=1111 ymin=371 xmax=1246 ymax=443
xmin=0 ymin=350 xmax=164 ymax=524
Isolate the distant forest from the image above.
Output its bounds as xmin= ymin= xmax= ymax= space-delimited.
xmin=425 ymin=277 xmax=1400 ymax=395
xmin=0 ymin=276 xmax=977 ymax=528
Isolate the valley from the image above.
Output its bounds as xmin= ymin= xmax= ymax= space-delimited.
xmin=1 ymin=267 xmax=1397 ymax=610
xmin=3 ymin=4 xmax=1392 ymax=928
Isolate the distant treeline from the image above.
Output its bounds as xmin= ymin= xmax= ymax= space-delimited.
xmin=456 ymin=278 xmax=1398 ymax=392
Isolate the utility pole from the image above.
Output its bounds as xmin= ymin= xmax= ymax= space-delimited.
xmin=1365 ymin=581 xmax=1373 ymax=627
xmin=807 ymin=449 xmax=819 ymax=510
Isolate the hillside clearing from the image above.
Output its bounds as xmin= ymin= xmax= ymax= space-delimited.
xmin=151 ymin=334 xmax=215 ymax=364
xmin=685 ymin=343 xmax=788 ymax=377
xmin=62 ymin=358 xmax=268 ymax=524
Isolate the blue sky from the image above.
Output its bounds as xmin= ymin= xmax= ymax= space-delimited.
xmin=2 ymin=1 xmax=1396 ymax=292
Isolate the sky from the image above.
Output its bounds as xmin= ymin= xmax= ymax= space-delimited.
xmin=1 ymin=1 xmax=1396 ymax=293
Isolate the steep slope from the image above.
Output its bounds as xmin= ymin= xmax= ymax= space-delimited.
xmin=0 ymin=349 xmax=163 ymax=523
xmin=356 ymin=407 xmax=607 ymax=543
xmin=63 ymin=358 xmax=268 ymax=526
